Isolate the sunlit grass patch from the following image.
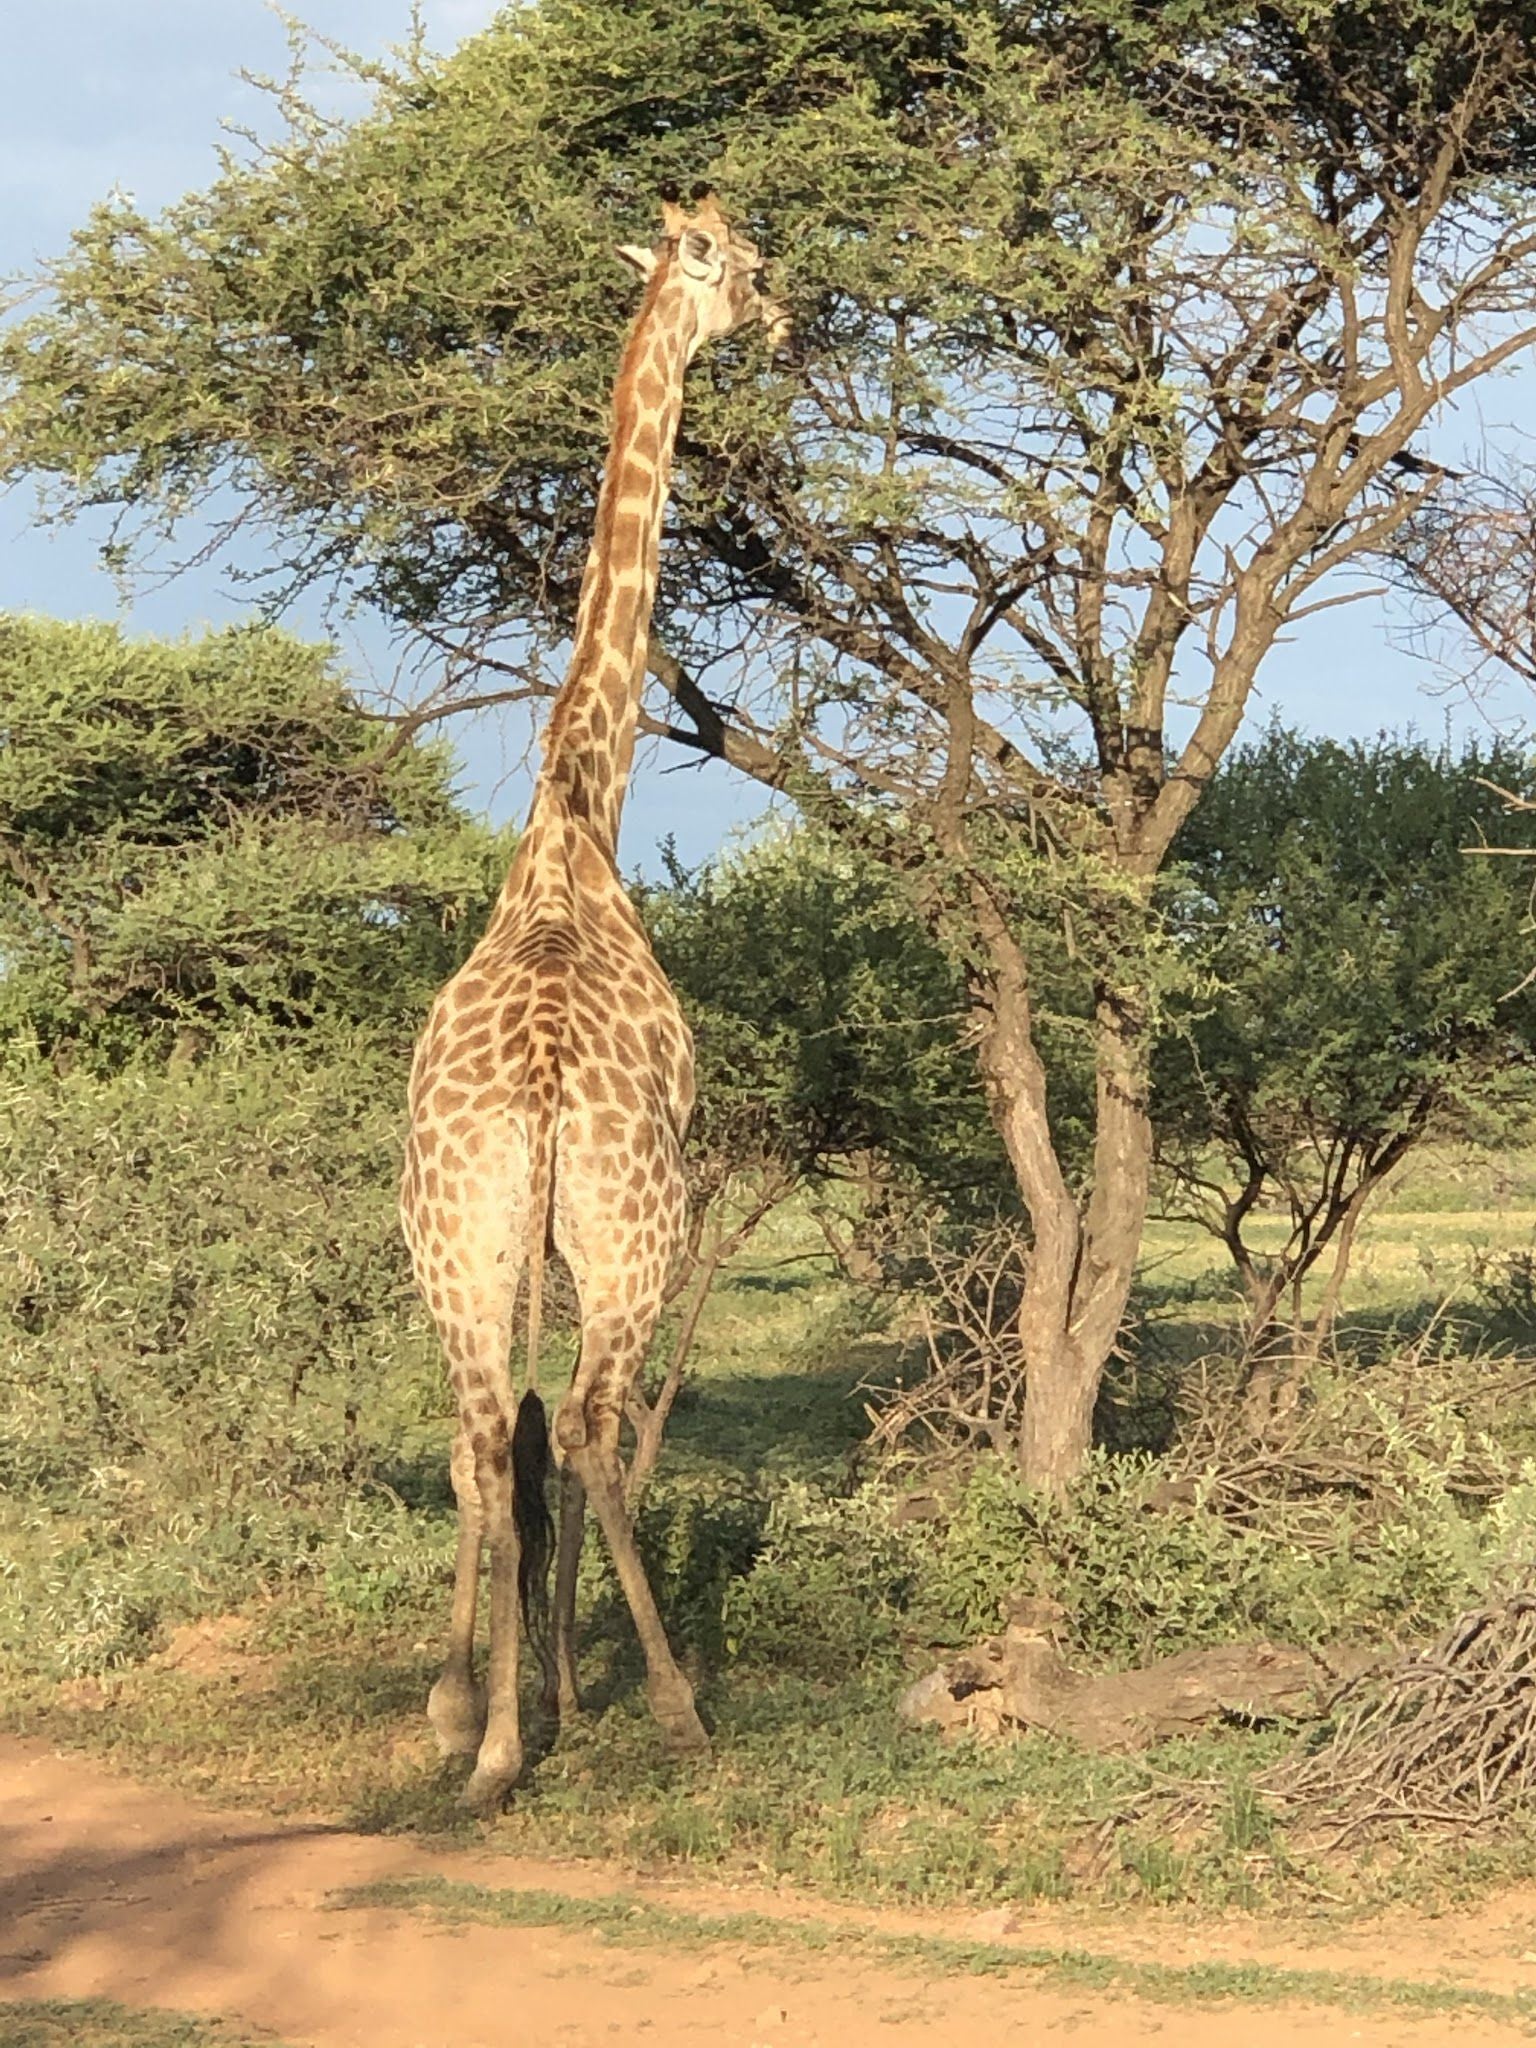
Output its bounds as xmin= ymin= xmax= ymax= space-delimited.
xmin=0 ymin=2003 xmax=288 ymax=2048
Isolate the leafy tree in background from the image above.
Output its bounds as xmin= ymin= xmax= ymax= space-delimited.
xmin=1157 ymin=731 xmax=1536 ymax=1401
xmin=10 ymin=2 xmax=1536 ymax=1482
xmin=649 ymin=830 xmax=1009 ymax=1220
xmin=633 ymin=831 xmax=1031 ymax=1489
xmin=0 ymin=616 xmax=501 ymax=1067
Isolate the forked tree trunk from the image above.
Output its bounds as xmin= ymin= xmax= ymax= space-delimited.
xmin=1302 ymin=1181 xmax=1371 ymax=1360
xmin=972 ymin=915 xmax=1152 ymax=1493
xmin=1238 ymin=1142 xmax=1413 ymax=1432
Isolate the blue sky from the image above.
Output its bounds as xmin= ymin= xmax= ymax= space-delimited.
xmin=2 ymin=3 xmax=1532 ymax=870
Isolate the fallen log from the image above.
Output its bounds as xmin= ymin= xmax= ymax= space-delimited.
xmin=899 ymin=1619 xmax=1331 ymax=1751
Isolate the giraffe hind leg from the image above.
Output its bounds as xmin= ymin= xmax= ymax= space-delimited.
xmin=427 ymin=1425 xmax=487 ymax=1758
xmin=561 ymin=1335 xmax=707 ymax=1757
xmin=452 ymin=1329 xmax=526 ymax=1814
xmin=574 ymin=1432 xmax=707 ymax=1755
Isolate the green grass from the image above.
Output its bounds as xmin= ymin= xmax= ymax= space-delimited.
xmin=10 ymin=1155 xmax=1536 ymax=1917
xmin=336 ymin=1873 xmax=1536 ymax=2028
xmin=0 ymin=2003 xmax=284 ymax=2048
xmin=1140 ymin=1141 xmax=1536 ymax=1334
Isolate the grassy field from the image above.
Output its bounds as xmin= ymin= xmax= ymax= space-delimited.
xmin=7 ymin=1144 xmax=1536 ymax=1915
xmin=1143 ymin=1144 xmax=1536 ymax=1327
xmin=0 ymin=2005 xmax=283 ymax=2048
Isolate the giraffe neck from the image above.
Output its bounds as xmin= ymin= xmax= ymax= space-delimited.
xmin=534 ymin=261 xmax=695 ymax=861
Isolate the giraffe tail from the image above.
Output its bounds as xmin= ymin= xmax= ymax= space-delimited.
xmin=522 ymin=1022 xmax=564 ymax=1398
xmin=513 ymin=1036 xmax=559 ymax=1653
xmin=512 ymin=1385 xmax=553 ymax=1655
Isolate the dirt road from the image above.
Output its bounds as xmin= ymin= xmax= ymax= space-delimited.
xmin=4 ymin=1735 xmax=1536 ymax=2045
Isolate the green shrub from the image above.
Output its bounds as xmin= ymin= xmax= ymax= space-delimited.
xmin=0 ymin=615 xmax=499 ymax=1067
xmin=0 ymin=1035 xmax=453 ymax=1675
xmin=720 ymin=1481 xmax=917 ymax=1676
xmin=634 ymin=1475 xmax=769 ymax=1666
xmin=706 ymin=1421 xmax=1536 ymax=1685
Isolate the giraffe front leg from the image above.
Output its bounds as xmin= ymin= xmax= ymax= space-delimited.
xmin=427 ymin=1427 xmax=486 ymax=1758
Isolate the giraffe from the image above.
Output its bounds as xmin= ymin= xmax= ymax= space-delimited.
xmin=399 ymin=187 xmax=787 ymax=1814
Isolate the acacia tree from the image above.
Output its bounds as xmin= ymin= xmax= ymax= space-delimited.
xmin=1157 ymin=731 xmax=1536 ymax=1395
xmin=10 ymin=0 xmax=1536 ymax=1486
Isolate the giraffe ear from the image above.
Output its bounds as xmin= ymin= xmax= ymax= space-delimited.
xmin=615 ymin=243 xmax=658 ymax=279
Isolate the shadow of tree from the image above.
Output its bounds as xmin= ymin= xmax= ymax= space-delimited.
xmin=663 ymin=1363 xmax=869 ymax=1482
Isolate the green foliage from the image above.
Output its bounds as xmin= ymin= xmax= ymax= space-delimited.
xmin=928 ymin=1456 xmax=1456 ymax=1662
xmin=13 ymin=0 xmax=1536 ymax=1477
xmin=721 ymin=1481 xmax=916 ymax=1676
xmin=632 ymin=1475 xmax=768 ymax=1669
xmin=1157 ymin=731 xmax=1536 ymax=1299
xmin=709 ymin=1401 xmax=1536 ymax=1681
xmin=7 ymin=0 xmax=1535 ymax=650
xmin=0 ymin=615 xmax=499 ymax=1066
xmin=0 ymin=616 xmax=511 ymax=1672
xmin=646 ymin=830 xmax=1016 ymax=1207
xmin=13 ymin=1102 xmax=1536 ymax=1910
xmin=0 ymin=1036 xmax=453 ymax=1676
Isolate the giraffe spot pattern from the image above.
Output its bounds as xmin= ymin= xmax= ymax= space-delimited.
xmin=396 ymin=217 xmax=775 ymax=1775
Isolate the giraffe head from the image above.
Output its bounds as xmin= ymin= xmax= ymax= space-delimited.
xmin=617 ymin=185 xmax=789 ymax=359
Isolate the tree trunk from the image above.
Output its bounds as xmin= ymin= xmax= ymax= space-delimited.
xmin=972 ymin=914 xmax=1152 ymax=1493
xmin=1300 ymin=1179 xmax=1371 ymax=1361
xmin=1237 ymin=1140 xmax=1415 ymax=1431
xmin=1237 ymin=1267 xmax=1294 ymax=1434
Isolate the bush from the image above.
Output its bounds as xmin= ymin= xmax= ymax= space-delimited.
xmin=0 ymin=615 xmax=499 ymax=1068
xmin=706 ymin=1376 xmax=1536 ymax=1684
xmin=720 ymin=1481 xmax=917 ymax=1677
xmin=0 ymin=1034 xmax=452 ymax=1676
xmin=919 ymin=1455 xmax=1496 ymax=1663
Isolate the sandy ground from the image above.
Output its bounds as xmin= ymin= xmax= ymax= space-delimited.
xmin=5 ymin=1734 xmax=1536 ymax=2046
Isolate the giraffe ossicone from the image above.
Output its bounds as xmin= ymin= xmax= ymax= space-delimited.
xmin=400 ymin=190 xmax=785 ymax=1814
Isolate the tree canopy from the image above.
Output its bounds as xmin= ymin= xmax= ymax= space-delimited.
xmin=1157 ymin=729 xmax=1536 ymax=1360
xmin=12 ymin=0 xmax=1536 ymax=796
xmin=12 ymin=0 xmax=1536 ymax=1479
xmin=0 ymin=617 xmax=499 ymax=1064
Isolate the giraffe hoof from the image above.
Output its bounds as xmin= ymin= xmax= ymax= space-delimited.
xmin=427 ymin=1674 xmax=487 ymax=1759
xmin=652 ymin=1694 xmax=710 ymax=1757
xmin=459 ymin=1755 xmax=522 ymax=1815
